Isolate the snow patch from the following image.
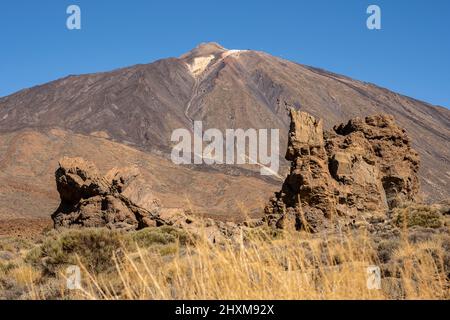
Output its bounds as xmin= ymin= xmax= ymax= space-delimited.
xmin=1 ymin=114 xmax=8 ymax=120
xmin=222 ymin=49 xmax=248 ymax=59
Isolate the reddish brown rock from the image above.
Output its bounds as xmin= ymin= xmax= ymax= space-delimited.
xmin=331 ymin=114 xmax=420 ymax=210
xmin=51 ymin=157 xmax=242 ymax=242
xmin=52 ymin=157 xmax=163 ymax=230
xmin=265 ymin=110 xmax=420 ymax=232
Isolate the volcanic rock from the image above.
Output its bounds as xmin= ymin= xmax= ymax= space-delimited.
xmin=52 ymin=157 xmax=163 ymax=230
xmin=265 ymin=110 xmax=420 ymax=232
xmin=51 ymin=157 xmax=243 ymax=243
xmin=158 ymin=208 xmax=243 ymax=244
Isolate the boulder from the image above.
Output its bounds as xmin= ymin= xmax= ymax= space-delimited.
xmin=52 ymin=157 xmax=163 ymax=231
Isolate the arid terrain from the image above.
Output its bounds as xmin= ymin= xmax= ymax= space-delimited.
xmin=0 ymin=43 xmax=449 ymax=231
xmin=0 ymin=43 xmax=449 ymax=300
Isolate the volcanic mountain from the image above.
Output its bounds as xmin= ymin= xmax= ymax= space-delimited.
xmin=0 ymin=42 xmax=449 ymax=220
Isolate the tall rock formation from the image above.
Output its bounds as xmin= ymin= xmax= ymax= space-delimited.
xmin=265 ymin=110 xmax=420 ymax=232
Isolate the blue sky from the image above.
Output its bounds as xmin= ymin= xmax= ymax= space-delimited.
xmin=0 ymin=0 xmax=449 ymax=107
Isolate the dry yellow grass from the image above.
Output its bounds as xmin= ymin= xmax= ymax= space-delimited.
xmin=3 ymin=212 xmax=448 ymax=300
xmin=65 ymin=228 xmax=449 ymax=300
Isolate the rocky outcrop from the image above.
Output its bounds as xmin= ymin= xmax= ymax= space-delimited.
xmin=158 ymin=208 xmax=243 ymax=244
xmin=52 ymin=157 xmax=164 ymax=230
xmin=52 ymin=157 xmax=243 ymax=243
xmin=265 ymin=110 xmax=420 ymax=232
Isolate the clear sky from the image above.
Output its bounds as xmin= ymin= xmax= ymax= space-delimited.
xmin=0 ymin=0 xmax=449 ymax=107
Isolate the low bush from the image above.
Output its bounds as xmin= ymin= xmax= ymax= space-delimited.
xmin=26 ymin=228 xmax=126 ymax=274
xmin=25 ymin=226 xmax=194 ymax=275
xmin=393 ymin=204 xmax=443 ymax=229
xmin=129 ymin=226 xmax=191 ymax=247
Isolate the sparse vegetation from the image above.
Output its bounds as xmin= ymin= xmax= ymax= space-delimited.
xmin=393 ymin=203 xmax=445 ymax=229
xmin=130 ymin=225 xmax=192 ymax=247
xmin=25 ymin=228 xmax=127 ymax=275
xmin=0 ymin=219 xmax=448 ymax=300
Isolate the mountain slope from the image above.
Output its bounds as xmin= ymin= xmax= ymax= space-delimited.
xmin=0 ymin=128 xmax=278 ymax=220
xmin=0 ymin=42 xmax=449 ymax=205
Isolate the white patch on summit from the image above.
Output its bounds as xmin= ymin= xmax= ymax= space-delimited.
xmin=187 ymin=55 xmax=215 ymax=76
xmin=221 ymin=49 xmax=248 ymax=58
xmin=186 ymin=49 xmax=248 ymax=77
xmin=1 ymin=113 xmax=8 ymax=120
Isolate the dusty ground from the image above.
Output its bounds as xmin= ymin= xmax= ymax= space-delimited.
xmin=0 ymin=218 xmax=52 ymax=240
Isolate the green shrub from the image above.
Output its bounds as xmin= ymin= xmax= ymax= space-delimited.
xmin=26 ymin=228 xmax=126 ymax=274
xmin=394 ymin=205 xmax=443 ymax=229
xmin=25 ymin=226 xmax=194 ymax=275
xmin=128 ymin=226 xmax=191 ymax=247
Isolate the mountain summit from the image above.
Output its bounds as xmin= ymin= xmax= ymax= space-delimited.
xmin=180 ymin=42 xmax=227 ymax=60
xmin=0 ymin=43 xmax=449 ymax=219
